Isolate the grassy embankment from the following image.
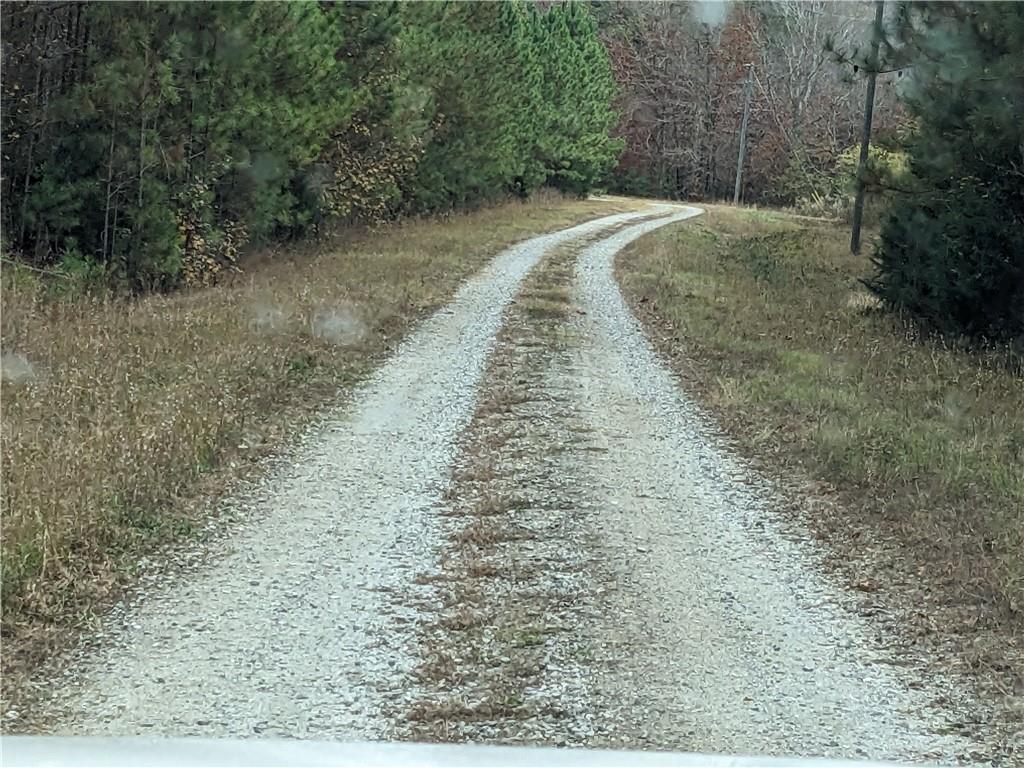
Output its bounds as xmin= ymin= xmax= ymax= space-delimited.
xmin=0 ymin=193 xmax=638 ymax=685
xmin=617 ymin=204 xmax=1022 ymax=688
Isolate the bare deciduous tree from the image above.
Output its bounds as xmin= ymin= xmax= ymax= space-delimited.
xmin=599 ymin=0 xmax=904 ymax=205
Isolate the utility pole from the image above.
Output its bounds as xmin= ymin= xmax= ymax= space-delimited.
xmin=733 ymin=63 xmax=754 ymax=205
xmin=850 ymin=0 xmax=885 ymax=254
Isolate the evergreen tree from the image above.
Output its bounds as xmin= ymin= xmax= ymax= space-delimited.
xmin=1 ymin=0 xmax=624 ymax=288
xmin=2 ymin=1 xmax=354 ymax=287
xmin=399 ymin=1 xmax=536 ymax=209
xmin=866 ymin=2 xmax=1024 ymax=342
xmin=535 ymin=3 xmax=623 ymax=195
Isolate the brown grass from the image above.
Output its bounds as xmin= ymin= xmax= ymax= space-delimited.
xmin=0 ymin=193 xmax=637 ymax=686
xmin=438 ymin=606 xmax=491 ymax=632
xmin=407 ymin=691 xmax=526 ymax=726
xmin=451 ymin=518 xmax=531 ymax=547
xmin=617 ymin=203 xmax=1024 ymax=673
xmin=415 ymin=650 xmax=462 ymax=686
xmin=478 ymin=385 xmax=535 ymax=414
xmin=405 ymin=211 xmax=592 ymax=742
xmin=464 ymin=559 xmax=500 ymax=579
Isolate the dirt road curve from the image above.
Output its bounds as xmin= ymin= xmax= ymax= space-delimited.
xmin=26 ymin=206 xmax=997 ymax=763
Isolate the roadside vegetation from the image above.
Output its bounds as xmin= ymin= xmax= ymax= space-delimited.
xmin=617 ymin=205 xmax=1023 ymax=694
xmin=1 ymin=2 xmax=620 ymax=290
xmin=863 ymin=4 xmax=1022 ymax=342
xmin=0 ymin=194 xmax=635 ymax=684
xmin=1 ymin=0 xmax=627 ymax=688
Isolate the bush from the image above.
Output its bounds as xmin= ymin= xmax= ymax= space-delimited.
xmin=783 ymin=145 xmax=909 ymax=223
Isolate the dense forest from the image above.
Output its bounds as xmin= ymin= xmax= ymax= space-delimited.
xmin=1 ymin=0 xmax=1021 ymax=340
xmin=1 ymin=1 xmax=620 ymax=288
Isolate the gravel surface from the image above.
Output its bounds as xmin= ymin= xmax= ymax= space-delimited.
xmin=565 ymin=211 xmax=987 ymax=764
xmin=27 ymin=209 xmax=653 ymax=740
xmin=402 ymin=209 xmax=994 ymax=765
xmin=22 ymin=206 xmax=997 ymax=765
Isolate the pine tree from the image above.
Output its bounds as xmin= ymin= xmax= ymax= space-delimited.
xmin=400 ymin=1 xmax=537 ymax=209
xmin=866 ymin=2 xmax=1024 ymax=342
xmin=535 ymin=3 xmax=623 ymax=195
xmin=1 ymin=0 xmax=625 ymax=288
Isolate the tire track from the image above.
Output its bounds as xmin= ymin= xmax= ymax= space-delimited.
xmin=405 ymin=209 xmax=996 ymax=765
xmin=571 ymin=212 xmax=986 ymax=763
xmin=24 ymin=208 xmax=662 ymax=739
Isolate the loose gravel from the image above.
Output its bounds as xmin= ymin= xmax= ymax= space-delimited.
xmin=19 ymin=206 xmax=1000 ymax=766
xmin=567 ymin=211 xmax=989 ymax=764
xmin=24 ymin=209 xmax=654 ymax=740
xmin=403 ymin=209 xmax=997 ymax=765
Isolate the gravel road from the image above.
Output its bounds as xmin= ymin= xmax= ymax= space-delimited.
xmin=24 ymin=206 xmax=998 ymax=764
xmin=395 ymin=209 xmax=991 ymax=765
xmin=28 ymin=209 xmax=653 ymax=739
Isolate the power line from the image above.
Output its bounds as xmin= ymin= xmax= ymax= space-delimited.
xmin=733 ymin=63 xmax=755 ymax=205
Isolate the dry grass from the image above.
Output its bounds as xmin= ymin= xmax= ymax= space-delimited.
xmin=617 ymin=203 xmax=1024 ymax=626
xmin=407 ymin=246 xmax=566 ymax=741
xmin=452 ymin=518 xmax=531 ymax=547
xmin=407 ymin=691 xmax=527 ymax=727
xmin=415 ymin=650 xmax=463 ymax=686
xmin=521 ymin=287 xmax=572 ymax=306
xmin=0 ymin=193 xmax=636 ymax=683
xmin=438 ymin=606 xmax=492 ymax=632
xmin=464 ymin=559 xmax=500 ymax=579
xmin=478 ymin=385 xmax=535 ymax=415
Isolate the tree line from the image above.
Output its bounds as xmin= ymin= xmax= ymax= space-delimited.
xmin=596 ymin=1 xmax=904 ymax=211
xmin=1 ymin=1 xmax=622 ymax=289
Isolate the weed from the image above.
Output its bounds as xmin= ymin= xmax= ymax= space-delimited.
xmin=522 ymin=288 xmax=571 ymax=305
xmin=473 ymin=493 xmax=515 ymax=518
xmin=286 ymin=350 xmax=319 ymax=379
